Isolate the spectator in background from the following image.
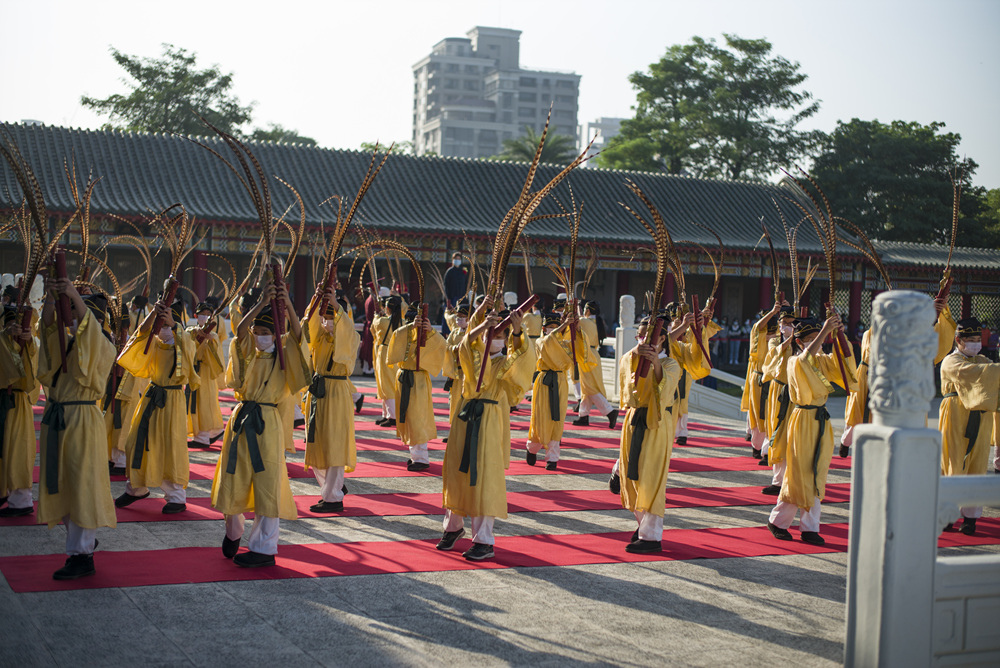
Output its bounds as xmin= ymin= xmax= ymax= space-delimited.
xmin=443 ymin=252 xmax=467 ymax=309
xmin=727 ymin=317 xmax=742 ymax=366
xmin=740 ymin=318 xmax=753 ymax=366
xmin=710 ymin=316 xmax=723 ymax=367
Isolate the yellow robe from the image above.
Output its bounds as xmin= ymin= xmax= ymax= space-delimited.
xmin=618 ymin=349 xmax=682 ymax=516
xmin=844 ymin=329 xmax=872 ymax=429
xmin=184 ymin=328 xmax=225 ymax=437
xmin=442 ymin=331 xmax=535 ymax=519
xmin=211 ymin=330 xmax=310 ymax=519
xmin=670 ymin=322 xmax=717 ymax=418
xmin=387 ymin=323 xmax=446 ymax=446
xmin=37 ymin=311 xmax=117 ymax=529
xmin=118 ymin=328 xmax=200 ymax=488
xmin=305 ymin=308 xmax=360 ymax=471
xmin=443 ymin=326 xmax=466 ymax=426
xmin=934 ymin=306 xmax=958 ymax=365
xmin=0 ymin=333 xmax=40 ymax=494
xmin=104 ymin=368 xmax=141 ymax=459
xmin=741 ymin=319 xmax=770 ymax=433
xmin=578 ymin=317 xmax=606 ymax=397
xmin=372 ymin=315 xmax=395 ymax=401
xmin=522 ymin=312 xmax=542 ymax=338
xmin=938 ymin=351 xmax=1000 ymax=476
xmin=761 ymin=337 xmax=793 ymax=464
xmin=528 ymin=329 xmax=587 ymax=445
xmin=779 ymin=350 xmax=858 ymax=510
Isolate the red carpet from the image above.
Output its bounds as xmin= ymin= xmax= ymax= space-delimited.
xmin=5 ymin=519 xmax=999 ymax=593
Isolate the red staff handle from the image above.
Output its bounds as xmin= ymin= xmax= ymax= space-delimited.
xmin=567 ymin=298 xmax=580 ymax=382
xmin=17 ymin=306 xmax=32 ymax=353
xmin=935 ymin=274 xmax=953 ymax=302
xmin=143 ymin=277 xmax=179 ymax=354
xmin=690 ymin=295 xmax=713 ymax=370
xmin=633 ymin=317 xmax=663 ymax=383
xmin=53 ymin=249 xmax=71 ymax=371
xmin=196 ymin=316 xmax=218 ymax=345
xmin=415 ymin=303 xmax=428 ymax=369
xmin=269 ymin=264 xmax=286 ymax=371
xmin=305 ymin=264 xmax=336 ymax=321
xmin=475 ymin=294 xmax=539 ymax=392
xmin=778 ymin=291 xmax=785 ymax=305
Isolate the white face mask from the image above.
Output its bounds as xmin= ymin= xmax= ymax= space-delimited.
xmin=456 ymin=318 xmax=468 ymax=329
xmin=452 ymin=259 xmax=462 ymax=268
xmin=960 ymin=341 xmax=982 ymax=356
xmin=158 ymin=326 xmax=174 ymax=344
xmin=489 ymin=338 xmax=505 ymax=354
xmin=255 ymin=334 xmax=275 ymax=352
xmin=780 ymin=325 xmax=793 ymax=337
xmin=197 ymin=314 xmax=209 ymax=326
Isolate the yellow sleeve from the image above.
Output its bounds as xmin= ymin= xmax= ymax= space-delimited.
xmin=70 ymin=310 xmax=117 ymax=394
xmin=386 ymin=323 xmax=414 ymax=367
xmin=281 ymin=329 xmax=311 ymax=394
xmin=942 ymin=354 xmax=1000 ymax=413
xmin=538 ymin=331 xmax=572 ymax=370
xmin=814 ymin=346 xmax=858 ymax=393
xmin=0 ymin=333 xmax=23 ymax=382
xmin=761 ymin=338 xmax=788 ymax=382
xmin=418 ymin=330 xmax=447 ymax=376
xmin=935 ymin=306 xmax=958 ymax=365
xmin=117 ymin=330 xmax=156 ymax=379
xmin=332 ymin=310 xmax=360 ymax=367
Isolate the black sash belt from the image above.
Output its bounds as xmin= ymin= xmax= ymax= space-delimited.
xmin=0 ymin=389 xmax=22 ymax=460
xmin=103 ymin=371 xmax=124 ymax=429
xmin=796 ymin=404 xmax=831 ymax=495
xmin=757 ymin=373 xmax=771 ymax=422
xmin=307 ymin=374 xmax=347 ymax=442
xmin=457 ymin=398 xmax=498 ymax=486
xmin=943 ymin=392 xmax=984 ymax=464
xmin=541 ymin=369 xmax=561 ymax=422
xmin=41 ymin=399 xmax=96 ymax=494
xmin=131 ymin=384 xmax=183 ymax=470
xmin=626 ymin=405 xmax=673 ymax=481
xmin=186 ymin=361 xmax=202 ymax=416
xmin=398 ymin=369 xmax=416 ymax=424
xmin=227 ymin=401 xmax=277 ymax=474
xmin=775 ymin=382 xmax=790 ymax=428
xmin=678 ymin=368 xmax=688 ymax=400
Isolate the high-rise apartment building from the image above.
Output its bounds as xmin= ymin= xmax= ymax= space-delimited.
xmin=412 ymin=26 xmax=580 ymax=159
xmin=578 ymin=116 xmax=625 ymax=166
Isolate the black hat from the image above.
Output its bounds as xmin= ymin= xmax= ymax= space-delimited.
xmin=170 ymin=300 xmax=186 ymax=325
xmin=662 ymin=302 xmax=681 ymax=319
xmin=119 ymin=310 xmax=131 ymax=329
xmin=584 ymin=300 xmax=600 ymax=315
xmin=385 ymin=295 xmax=402 ymax=310
xmin=239 ymin=288 xmax=261 ymax=314
xmin=956 ymin=317 xmax=982 ymax=338
xmin=638 ymin=315 xmax=651 ymax=327
xmin=778 ymin=304 xmax=795 ymax=319
xmin=130 ymin=294 xmax=148 ymax=310
xmin=455 ymin=299 xmax=471 ymax=317
xmin=2 ymin=285 xmax=19 ymax=303
xmin=543 ymin=312 xmax=561 ymax=327
xmin=194 ymin=301 xmax=213 ymax=314
xmin=254 ymin=306 xmax=275 ymax=330
xmin=83 ymin=293 xmax=108 ymax=325
xmin=793 ymin=317 xmax=821 ymax=338
xmin=205 ymin=295 xmax=221 ymax=309
xmin=2 ymin=305 xmax=18 ymax=325
xmin=552 ymin=297 xmax=567 ymax=310
xmin=404 ymin=303 xmax=419 ymax=322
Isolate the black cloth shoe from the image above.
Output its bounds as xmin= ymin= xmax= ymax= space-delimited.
xmin=53 ymin=553 xmax=95 ymax=580
xmin=761 ymin=485 xmax=781 ymax=496
xmin=758 ymin=454 xmax=770 ymax=466
xmin=572 ymin=416 xmax=590 ymax=426
xmin=233 ymin=551 xmax=276 ymax=568
xmin=406 ymin=459 xmax=429 ymax=472
xmin=294 ymin=418 xmax=305 ymax=428
xmin=526 ymin=451 xmax=537 ymax=466
xmin=309 ymin=500 xmax=344 ymax=513
xmin=208 ymin=431 xmax=224 ymax=444
xmin=443 ymin=437 xmax=448 ymax=443
xmin=0 ymin=505 xmax=33 ymax=517
xmin=767 ymin=522 xmax=793 ymax=541
xmin=960 ymin=518 xmax=977 ymax=536
xmin=942 ymin=522 xmax=960 ymax=533
xmin=462 ymin=542 xmax=495 ymax=561
xmin=355 ymin=395 xmax=364 ymax=414
xmin=745 ymin=431 xmax=752 ymax=442
xmin=222 ymin=535 xmax=240 ymax=559
xmin=675 ymin=436 xmax=687 ymax=446
xmin=342 ymin=484 xmax=349 ymax=496
xmin=607 ymin=409 xmax=619 ymax=430
xmin=800 ymin=531 xmax=826 ymax=546
xmin=839 ymin=444 xmax=850 ymax=458
xmin=188 ymin=440 xmax=210 ymax=449
xmin=383 ymin=418 xmax=396 ymax=428
xmin=625 ymin=539 xmax=662 ymax=554
xmin=162 ymin=502 xmax=187 ymax=514
xmin=751 ymin=447 xmax=762 ymax=459
xmin=609 ymin=473 xmax=621 ymax=495
xmin=443 ymin=378 xmax=453 ymax=392
xmin=114 ymin=491 xmax=150 ymax=508
xmin=109 ymin=465 xmax=126 ymax=476
xmin=545 ymin=461 xmax=558 ymax=471
xmin=375 ymin=417 xmax=388 ymax=426
xmin=436 ymin=529 xmax=465 ymax=551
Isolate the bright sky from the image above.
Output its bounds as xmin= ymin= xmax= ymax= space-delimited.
xmin=2 ymin=0 xmax=998 ymax=188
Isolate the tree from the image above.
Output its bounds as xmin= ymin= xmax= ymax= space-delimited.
xmin=360 ymin=140 xmax=413 ymax=155
xmin=595 ymin=34 xmax=821 ymax=180
xmin=810 ymin=119 xmax=991 ymax=246
xmin=251 ymin=124 xmax=316 ymax=145
xmin=492 ymin=126 xmax=577 ymax=163
xmin=81 ymin=44 xmax=254 ymax=136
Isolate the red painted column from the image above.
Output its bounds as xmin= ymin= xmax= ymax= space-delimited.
xmin=759 ymin=275 xmax=772 ymax=310
xmin=294 ymin=258 xmax=309 ymax=312
xmin=192 ymin=250 xmax=207 ymax=301
xmin=516 ymin=266 xmax=527 ymax=302
xmin=962 ymin=292 xmax=972 ymax=319
xmin=664 ymin=272 xmax=675 ymax=307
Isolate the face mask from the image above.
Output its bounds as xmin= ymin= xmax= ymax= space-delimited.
xmin=197 ymin=314 xmax=209 ymax=326
xmin=255 ymin=334 xmax=275 ymax=352
xmin=780 ymin=325 xmax=793 ymax=337
xmin=489 ymin=338 xmax=505 ymax=354
xmin=452 ymin=259 xmax=461 ymax=268
xmin=961 ymin=341 xmax=982 ymax=356
xmin=158 ymin=326 xmax=174 ymax=344
xmin=456 ymin=318 xmax=467 ymax=329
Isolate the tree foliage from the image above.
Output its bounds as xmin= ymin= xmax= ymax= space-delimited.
xmin=595 ymin=34 xmax=821 ymax=180
xmin=360 ymin=140 xmax=413 ymax=155
xmin=251 ymin=124 xmax=316 ymax=145
xmin=492 ymin=126 xmax=577 ymax=163
xmin=81 ymin=44 xmax=254 ymax=136
xmin=810 ymin=119 xmax=993 ymax=246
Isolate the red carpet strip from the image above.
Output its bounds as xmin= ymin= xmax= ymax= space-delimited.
xmin=4 ymin=520 xmax=999 ymax=593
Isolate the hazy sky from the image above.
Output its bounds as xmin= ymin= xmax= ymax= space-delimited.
xmin=3 ymin=0 xmax=998 ymax=187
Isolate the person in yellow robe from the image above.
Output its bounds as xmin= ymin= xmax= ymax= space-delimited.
xmin=742 ymin=303 xmax=781 ymax=459
xmin=526 ymin=311 xmax=588 ymax=469
xmin=438 ymin=297 xmax=535 ymax=561
xmin=372 ymin=294 xmax=402 ymax=427
xmin=442 ymin=300 xmax=471 ymax=442
xmin=185 ymin=301 xmax=226 ymax=448
xmin=840 ymin=297 xmax=957 ymax=457
xmin=115 ymin=299 xmax=199 ymax=513
xmin=665 ymin=302 xmax=718 ymax=445
xmin=522 ymin=301 xmax=543 ymax=388
xmin=103 ymin=309 xmax=136 ymax=475
xmin=211 ymin=282 xmax=310 ymax=567
xmin=571 ymin=301 xmax=618 ymax=429
xmin=760 ymin=304 xmax=795 ymax=495
xmin=304 ymin=287 xmax=360 ymax=513
xmin=767 ymin=313 xmax=857 ymax=546
xmin=37 ymin=281 xmax=117 ymax=580
xmin=0 ymin=306 xmax=40 ymax=517
xmin=938 ymin=317 xmax=1000 ymax=536
xmin=388 ymin=303 xmax=447 ymax=471
xmin=618 ymin=314 xmax=682 ymax=553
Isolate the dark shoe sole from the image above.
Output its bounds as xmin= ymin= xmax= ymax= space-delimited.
xmin=767 ymin=522 xmax=793 ymax=541
xmin=162 ymin=503 xmax=187 ymax=514
xmin=114 ymin=491 xmax=150 ymax=508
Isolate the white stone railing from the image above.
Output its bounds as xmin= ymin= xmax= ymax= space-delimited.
xmin=844 ymin=290 xmax=1000 ymax=667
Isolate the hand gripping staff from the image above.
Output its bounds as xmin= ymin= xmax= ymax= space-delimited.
xmin=690 ymin=294 xmax=713 ymax=370
xmin=475 ymin=294 xmax=538 ymax=392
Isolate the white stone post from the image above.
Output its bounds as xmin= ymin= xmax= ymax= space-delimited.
xmin=844 ymin=290 xmax=940 ymax=667
xmin=612 ymin=295 xmax=637 ymax=401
